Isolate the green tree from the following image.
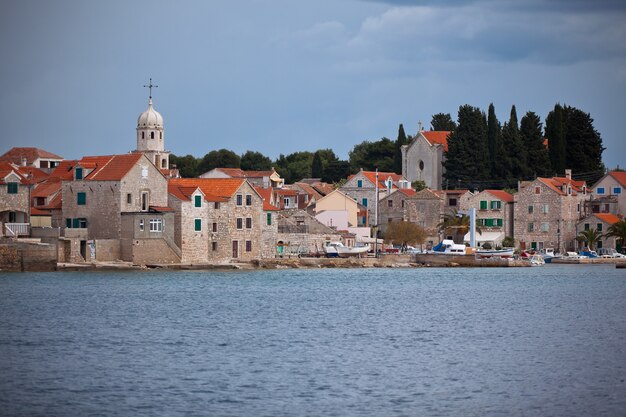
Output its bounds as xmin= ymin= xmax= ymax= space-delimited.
xmin=606 ymin=219 xmax=626 ymax=252
xmin=502 ymin=105 xmax=530 ymax=182
xmin=393 ymin=123 xmax=409 ymax=174
xmin=197 ymin=149 xmax=240 ymax=174
xmin=411 ymin=180 xmax=426 ymax=191
xmin=487 ymin=103 xmax=509 ymax=182
xmin=323 ymin=160 xmax=351 ymax=183
xmin=311 ymin=151 xmax=323 ymax=178
xmin=274 ymin=151 xmax=314 ymax=184
xmin=169 ymin=154 xmax=200 ymax=178
xmin=520 ymin=111 xmax=551 ymax=177
xmin=383 ymin=221 xmax=427 ymax=250
xmin=576 ymin=228 xmax=604 ymax=250
xmin=349 ymin=138 xmax=395 ymax=172
xmin=545 ymin=103 xmax=566 ymax=175
xmin=562 ymin=105 xmax=605 ymax=183
xmin=443 ymin=105 xmax=489 ymax=188
xmin=431 ymin=113 xmax=457 ymax=131
xmin=240 ymin=150 xmax=272 ymax=171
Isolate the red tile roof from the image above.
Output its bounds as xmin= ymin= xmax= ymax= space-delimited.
xmin=83 ymin=153 xmax=145 ymax=181
xmin=398 ymin=188 xmax=417 ymax=197
xmin=216 ymin=167 xmax=276 ymax=178
xmin=0 ymin=161 xmax=24 ymax=184
xmin=167 ymin=183 xmax=227 ymax=203
xmin=149 ymin=205 xmax=175 ymax=212
xmin=609 ymin=171 xmax=626 ymax=187
xmin=253 ymin=187 xmax=280 ymax=211
xmin=349 ymin=171 xmax=403 ymax=189
xmin=0 ymin=147 xmax=63 ymax=165
xmin=16 ymin=166 xmax=49 ymax=184
xmin=32 ymin=178 xmax=62 ymax=198
xmin=538 ymin=176 xmax=586 ymax=196
xmin=169 ymin=178 xmax=246 ymax=200
xmin=49 ymin=160 xmax=78 ymax=180
xmin=42 ymin=193 xmax=62 ymax=210
xmin=484 ymin=189 xmax=514 ymax=203
xmin=31 ymin=207 xmax=51 ymax=216
xmin=593 ymin=213 xmax=621 ymax=225
xmin=421 ymin=131 xmax=450 ymax=152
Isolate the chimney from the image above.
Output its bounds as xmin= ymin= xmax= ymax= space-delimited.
xmin=565 ymin=169 xmax=572 ymax=180
xmin=21 ymin=157 xmax=27 ymax=167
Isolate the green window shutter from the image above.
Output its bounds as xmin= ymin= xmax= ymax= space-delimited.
xmin=7 ymin=182 xmax=18 ymax=194
xmin=194 ymin=195 xmax=202 ymax=207
xmin=485 ymin=218 xmax=494 ymax=227
xmin=480 ymin=200 xmax=487 ymax=210
xmin=497 ymin=218 xmax=503 ymax=227
xmin=597 ymin=224 xmax=602 ymax=232
xmin=75 ymin=168 xmax=83 ymax=180
xmin=584 ymin=223 xmax=589 ymax=231
xmin=357 ymin=180 xmax=363 ymax=188
xmin=267 ymin=213 xmax=272 ymax=226
xmin=362 ymin=198 xmax=368 ymax=207
xmin=66 ymin=218 xmax=72 ymax=228
xmin=72 ymin=218 xmax=80 ymax=228
xmin=77 ymin=192 xmax=86 ymax=205
xmin=194 ymin=218 xmax=202 ymax=231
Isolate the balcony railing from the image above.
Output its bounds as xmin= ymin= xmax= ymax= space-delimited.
xmin=4 ymin=223 xmax=30 ymax=237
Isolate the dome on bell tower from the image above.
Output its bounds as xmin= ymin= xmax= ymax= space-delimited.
xmin=137 ymin=98 xmax=163 ymax=128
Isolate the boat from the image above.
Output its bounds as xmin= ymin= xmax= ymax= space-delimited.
xmin=474 ymin=247 xmax=514 ymax=259
xmin=579 ymin=247 xmax=599 ymax=258
xmin=539 ymin=248 xmax=560 ymax=263
xmin=554 ymin=252 xmax=589 ymax=263
xmin=430 ymin=240 xmax=470 ymax=255
xmin=324 ymin=242 xmax=370 ymax=258
xmin=524 ymin=254 xmax=545 ymax=266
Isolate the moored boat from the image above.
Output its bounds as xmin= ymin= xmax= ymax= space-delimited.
xmin=430 ymin=240 xmax=471 ymax=255
xmin=324 ymin=242 xmax=370 ymax=258
xmin=474 ymin=248 xmax=514 ymax=259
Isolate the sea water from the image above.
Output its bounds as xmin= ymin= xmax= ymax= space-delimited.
xmin=1 ymin=265 xmax=625 ymax=416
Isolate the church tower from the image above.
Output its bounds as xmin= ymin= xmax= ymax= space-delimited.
xmin=135 ymin=78 xmax=169 ymax=170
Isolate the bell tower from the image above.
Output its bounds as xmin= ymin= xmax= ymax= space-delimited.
xmin=136 ymin=78 xmax=169 ymax=170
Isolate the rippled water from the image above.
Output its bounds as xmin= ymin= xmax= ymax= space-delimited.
xmin=1 ymin=265 xmax=625 ymax=416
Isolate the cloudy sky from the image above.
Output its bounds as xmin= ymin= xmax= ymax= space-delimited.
xmin=1 ymin=0 xmax=625 ymax=171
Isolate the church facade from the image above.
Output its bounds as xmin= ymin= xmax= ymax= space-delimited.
xmin=401 ymin=129 xmax=450 ymax=190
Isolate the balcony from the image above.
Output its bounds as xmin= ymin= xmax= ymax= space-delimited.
xmin=3 ymin=223 xmax=30 ymax=237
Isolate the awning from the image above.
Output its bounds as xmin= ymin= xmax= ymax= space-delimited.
xmin=463 ymin=231 xmax=505 ymax=244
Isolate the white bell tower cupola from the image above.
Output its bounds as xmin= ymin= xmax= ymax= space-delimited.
xmin=135 ymin=78 xmax=169 ymax=170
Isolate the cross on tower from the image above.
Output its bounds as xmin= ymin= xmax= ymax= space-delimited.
xmin=143 ymin=78 xmax=158 ymax=100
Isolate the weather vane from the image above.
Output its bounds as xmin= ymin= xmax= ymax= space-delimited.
xmin=143 ymin=78 xmax=158 ymax=100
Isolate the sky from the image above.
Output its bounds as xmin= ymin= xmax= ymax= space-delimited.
xmin=1 ymin=0 xmax=625 ymax=171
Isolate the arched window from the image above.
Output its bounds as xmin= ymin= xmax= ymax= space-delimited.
xmin=161 ymin=159 xmax=167 ymax=168
xmin=419 ymin=160 xmax=424 ymax=171
xmin=160 ymin=132 xmax=162 ymax=139
xmin=142 ymin=132 xmax=145 ymax=139
xmin=151 ymin=132 xmax=154 ymax=139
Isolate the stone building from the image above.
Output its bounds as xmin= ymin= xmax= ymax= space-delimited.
xmin=514 ymin=170 xmax=587 ymax=252
xmin=168 ymin=178 xmax=278 ymax=263
xmin=200 ymin=167 xmax=284 ymax=189
xmin=463 ymin=190 xmax=514 ymax=248
xmin=576 ymin=213 xmax=622 ymax=251
xmin=587 ymin=171 xmax=626 ymax=217
xmin=0 ymin=162 xmax=32 ymax=237
xmin=276 ymin=209 xmax=341 ymax=256
xmin=340 ymin=169 xmax=409 ymax=226
xmin=60 ymin=153 xmax=178 ymax=263
xmin=377 ymin=188 xmax=417 ymax=234
xmin=403 ymin=188 xmax=445 ymax=248
xmin=0 ymin=147 xmax=63 ymax=173
xmin=401 ymin=129 xmax=450 ymax=189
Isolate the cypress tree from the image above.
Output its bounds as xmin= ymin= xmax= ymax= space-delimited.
xmin=520 ymin=111 xmax=551 ymax=177
xmin=562 ymin=105 xmax=605 ymax=182
xmin=503 ymin=105 xmax=530 ymax=181
xmin=546 ymin=104 xmax=566 ymax=175
xmin=393 ymin=123 xmax=408 ymax=175
xmin=430 ymin=113 xmax=457 ymax=131
xmin=487 ymin=103 xmax=509 ymax=182
xmin=311 ymin=151 xmax=323 ymax=179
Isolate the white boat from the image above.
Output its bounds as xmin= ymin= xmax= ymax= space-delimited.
xmin=324 ymin=242 xmax=370 ymax=258
xmin=525 ymin=254 xmax=545 ymax=266
xmin=555 ymin=252 xmax=589 ymax=263
xmin=475 ymin=248 xmax=514 ymax=258
xmin=539 ymin=248 xmax=560 ymax=263
xmin=430 ymin=240 xmax=470 ymax=255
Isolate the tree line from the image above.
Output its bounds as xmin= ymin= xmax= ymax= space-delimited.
xmin=171 ymin=103 xmax=605 ymax=187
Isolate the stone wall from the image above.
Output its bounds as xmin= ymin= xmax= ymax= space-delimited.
xmin=0 ymin=242 xmax=56 ymax=271
xmin=95 ymin=239 xmax=121 ymax=261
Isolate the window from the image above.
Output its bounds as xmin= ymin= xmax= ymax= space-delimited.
xmin=283 ymin=197 xmax=290 ymax=208
xmin=449 ymin=198 xmax=457 ymax=207
xmin=139 ymin=219 xmax=144 ymax=231
xmin=194 ymin=195 xmax=202 ymax=207
xmin=75 ymin=168 xmax=83 ymax=180
xmin=357 ymin=180 xmax=363 ymax=188
xmin=212 ymin=242 xmax=218 ymax=251
xmin=246 ymin=217 xmax=252 ymax=229
xmin=613 ymin=187 xmax=622 ymax=194
xmin=69 ymin=218 xmax=87 ymax=228
xmin=214 ymin=202 xmax=220 ymax=209
xmin=267 ymin=213 xmax=272 ymax=226
xmin=362 ymin=198 xmax=368 ymax=207
xmin=246 ymin=195 xmax=252 ymax=206
xmin=535 ymin=187 xmax=541 ymax=194
xmin=480 ymin=200 xmax=488 ymax=210
xmin=212 ymin=222 xmax=217 ymax=232
xmin=578 ymin=203 xmax=581 ymax=213
xmin=236 ymin=194 xmax=243 ymax=206
xmin=596 ymin=187 xmax=605 ymax=195
xmin=127 ymin=193 xmax=132 ymax=204
xmin=246 ymin=240 xmax=252 ymax=252
xmin=7 ymin=182 xmax=18 ymax=194
xmin=77 ymin=192 xmax=86 ymax=205
xmin=528 ymin=205 xmax=533 ymax=214
xmin=141 ymin=192 xmax=149 ymax=211
xmin=150 ymin=132 xmax=154 ymax=139
xmin=194 ymin=218 xmax=202 ymax=231
xmin=497 ymin=218 xmax=503 ymax=227
xmin=149 ymin=218 xmax=162 ymax=232
xmin=528 ymin=222 xmax=534 ymax=232
xmin=66 ymin=218 xmax=71 ymax=228
xmin=541 ymin=222 xmax=549 ymax=232
xmin=584 ymin=223 xmax=590 ymax=231
xmin=542 ymin=204 xmax=549 ymax=214
xmin=388 ymin=200 xmax=393 ymax=208
xmin=490 ymin=201 xmax=501 ymax=210
xmin=236 ymin=218 xmax=243 ymax=229
xmin=142 ymin=132 xmax=145 ymax=139
xmin=485 ymin=219 xmax=494 ymax=227
xmin=597 ymin=223 xmax=603 ymax=232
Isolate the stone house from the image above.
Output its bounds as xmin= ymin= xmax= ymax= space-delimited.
xmin=0 ymin=147 xmax=64 ymax=173
xmin=378 ymin=188 xmax=417 ymax=235
xmin=587 ymin=171 xmax=626 ymax=217
xmin=0 ymin=162 xmax=32 ymax=237
xmin=435 ymin=189 xmax=472 ymax=214
xmin=168 ymin=178 xmax=278 ymax=263
xmin=463 ymin=190 xmax=514 ymax=248
xmin=60 ymin=153 xmax=179 ymax=263
xmin=200 ymin=167 xmax=284 ymax=189
xmin=340 ymin=169 xmax=409 ymax=226
xmin=401 ymin=129 xmax=450 ymax=190
xmin=276 ymin=209 xmax=341 ymax=256
xmin=576 ymin=213 xmax=622 ymax=251
xmin=404 ymin=188 xmax=445 ymax=248
xmin=514 ymin=170 xmax=587 ymax=252
xmin=314 ymin=189 xmax=361 ymax=228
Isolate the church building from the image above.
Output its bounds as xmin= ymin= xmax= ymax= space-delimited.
xmin=134 ymin=79 xmax=170 ymax=171
xmin=401 ymin=126 xmax=450 ymax=190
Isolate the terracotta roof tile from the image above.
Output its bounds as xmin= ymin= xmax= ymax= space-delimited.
xmin=84 ymin=154 xmax=145 ymax=181
xmin=398 ymin=188 xmax=417 ymax=197
xmin=0 ymin=147 xmax=63 ymax=165
xmin=484 ymin=189 xmax=514 ymax=203
xmin=49 ymin=160 xmax=78 ymax=180
xmin=348 ymin=171 xmax=403 ymax=189
xmin=0 ymin=161 xmax=24 ymax=183
xmin=169 ymin=178 xmax=247 ymax=200
xmin=32 ymin=178 xmax=62 ymax=198
xmin=593 ymin=213 xmax=621 ymax=225
xmin=421 ymin=131 xmax=450 ymax=152
xmin=42 ymin=193 xmax=62 ymax=210
xmin=30 ymin=207 xmax=51 ymax=216
xmin=609 ymin=171 xmax=626 ymax=188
